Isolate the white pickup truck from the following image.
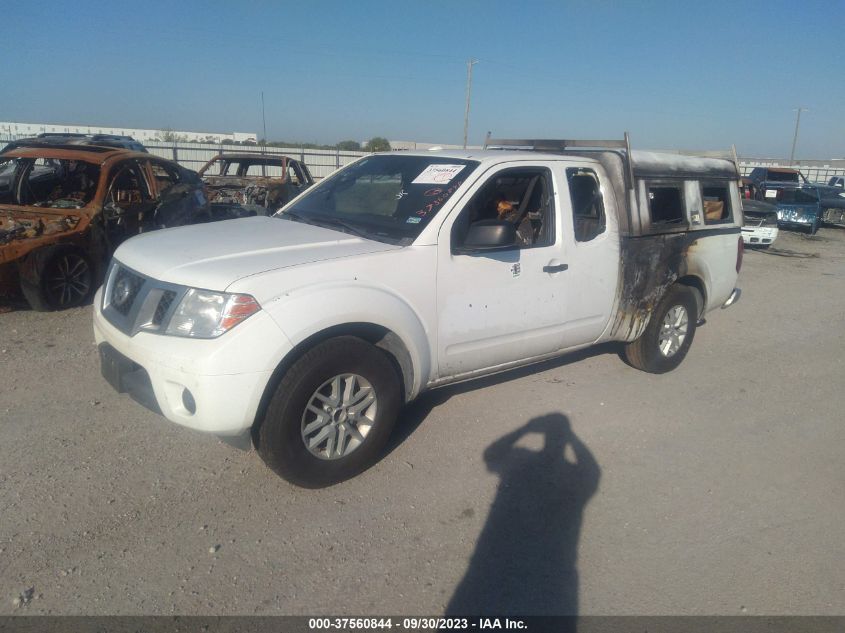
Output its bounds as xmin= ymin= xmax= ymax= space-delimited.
xmin=93 ymin=136 xmax=742 ymax=487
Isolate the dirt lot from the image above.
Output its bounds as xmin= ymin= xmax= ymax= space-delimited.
xmin=1 ymin=227 xmax=843 ymax=616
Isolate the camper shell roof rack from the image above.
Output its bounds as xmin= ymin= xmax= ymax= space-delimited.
xmin=483 ymin=133 xmax=740 ymax=182
xmin=484 ymin=133 xmax=637 ymax=192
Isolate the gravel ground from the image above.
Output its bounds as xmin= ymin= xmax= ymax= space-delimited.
xmin=1 ymin=227 xmax=843 ymax=616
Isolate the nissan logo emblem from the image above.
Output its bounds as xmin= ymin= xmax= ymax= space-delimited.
xmin=113 ymin=278 xmax=132 ymax=307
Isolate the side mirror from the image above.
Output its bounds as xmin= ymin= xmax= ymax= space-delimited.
xmin=460 ymin=220 xmax=517 ymax=251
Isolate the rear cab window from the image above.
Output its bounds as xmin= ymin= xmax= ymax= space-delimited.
xmin=765 ymin=171 xmax=800 ymax=183
xmin=567 ymin=167 xmax=606 ymax=242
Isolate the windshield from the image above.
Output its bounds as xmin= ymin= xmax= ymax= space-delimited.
xmin=0 ymin=157 xmax=101 ymax=208
xmin=774 ymin=187 xmax=819 ymax=204
xmin=278 ymin=155 xmax=479 ymax=244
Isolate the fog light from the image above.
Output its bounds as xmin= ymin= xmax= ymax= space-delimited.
xmin=182 ymin=388 xmax=197 ymax=414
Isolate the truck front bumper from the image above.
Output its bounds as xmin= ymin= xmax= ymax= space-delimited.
xmin=741 ymin=225 xmax=778 ymax=246
xmin=93 ymin=288 xmax=292 ymax=436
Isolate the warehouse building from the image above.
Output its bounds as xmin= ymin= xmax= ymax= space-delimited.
xmin=0 ymin=121 xmax=257 ymax=144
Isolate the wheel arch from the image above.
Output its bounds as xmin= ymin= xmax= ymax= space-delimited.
xmin=677 ymin=274 xmax=707 ymax=320
xmin=251 ymin=322 xmax=416 ymax=448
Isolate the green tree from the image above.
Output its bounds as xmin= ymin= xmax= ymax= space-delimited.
xmin=337 ymin=140 xmax=362 ymax=151
xmin=156 ymin=128 xmax=189 ymax=143
xmin=364 ymin=137 xmax=391 ymax=152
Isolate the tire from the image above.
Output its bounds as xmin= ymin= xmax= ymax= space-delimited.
xmin=257 ymin=336 xmax=401 ymax=488
xmin=623 ymin=285 xmax=698 ymax=374
xmin=20 ymin=246 xmax=95 ymax=311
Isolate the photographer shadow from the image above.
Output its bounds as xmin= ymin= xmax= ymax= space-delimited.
xmin=446 ymin=413 xmax=600 ymax=617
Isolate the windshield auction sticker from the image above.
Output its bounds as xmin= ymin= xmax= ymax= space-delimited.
xmin=412 ymin=164 xmax=466 ymax=184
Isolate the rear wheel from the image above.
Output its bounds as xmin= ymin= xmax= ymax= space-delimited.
xmin=20 ymin=246 xmax=95 ymax=311
xmin=257 ymin=336 xmax=401 ymax=488
xmin=623 ymin=285 xmax=698 ymax=374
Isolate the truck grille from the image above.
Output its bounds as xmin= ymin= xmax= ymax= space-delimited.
xmin=102 ymin=263 xmax=186 ymax=336
xmin=152 ymin=290 xmax=177 ymax=326
xmin=110 ymin=267 xmax=145 ymax=316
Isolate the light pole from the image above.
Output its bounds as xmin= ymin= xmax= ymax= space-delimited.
xmin=463 ymin=58 xmax=478 ymax=149
xmin=789 ymin=107 xmax=808 ymax=165
xmin=260 ymin=91 xmax=268 ymax=176
xmin=261 ymin=91 xmax=268 ymax=151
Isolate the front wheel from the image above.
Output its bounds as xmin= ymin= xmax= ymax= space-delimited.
xmin=257 ymin=336 xmax=401 ymax=488
xmin=623 ymin=285 xmax=698 ymax=374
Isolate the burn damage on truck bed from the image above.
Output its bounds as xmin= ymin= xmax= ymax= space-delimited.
xmin=612 ymin=233 xmax=690 ymax=340
xmin=611 ymin=227 xmax=738 ymax=340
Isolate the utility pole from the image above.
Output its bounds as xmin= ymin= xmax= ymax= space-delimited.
xmin=789 ymin=107 xmax=808 ymax=165
xmin=463 ymin=58 xmax=478 ymax=149
xmin=260 ymin=91 xmax=267 ymax=176
xmin=261 ymin=91 xmax=268 ymax=150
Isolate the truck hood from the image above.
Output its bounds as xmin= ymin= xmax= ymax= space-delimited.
xmin=740 ymin=199 xmax=777 ymax=218
xmin=113 ymin=216 xmax=402 ymax=291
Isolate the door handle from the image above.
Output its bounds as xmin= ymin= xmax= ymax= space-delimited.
xmin=543 ymin=263 xmax=568 ymax=273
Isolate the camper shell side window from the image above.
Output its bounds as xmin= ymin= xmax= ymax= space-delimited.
xmin=700 ymin=181 xmax=733 ymax=225
xmin=641 ymin=180 xmax=689 ymax=231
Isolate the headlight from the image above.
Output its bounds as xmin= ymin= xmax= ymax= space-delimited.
xmin=165 ymin=289 xmax=260 ymax=338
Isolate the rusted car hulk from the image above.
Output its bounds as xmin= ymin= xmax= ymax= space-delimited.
xmin=198 ymin=153 xmax=314 ymax=218
xmin=0 ymin=145 xmax=208 ymax=311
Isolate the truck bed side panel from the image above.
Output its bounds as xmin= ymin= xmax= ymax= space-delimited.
xmin=611 ymin=228 xmax=739 ymax=341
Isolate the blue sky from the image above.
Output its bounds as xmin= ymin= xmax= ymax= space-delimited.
xmin=2 ymin=0 xmax=843 ymax=157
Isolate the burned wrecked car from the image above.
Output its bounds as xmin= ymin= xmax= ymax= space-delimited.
xmin=198 ymin=153 xmax=314 ymax=219
xmin=0 ymin=146 xmax=209 ymax=310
